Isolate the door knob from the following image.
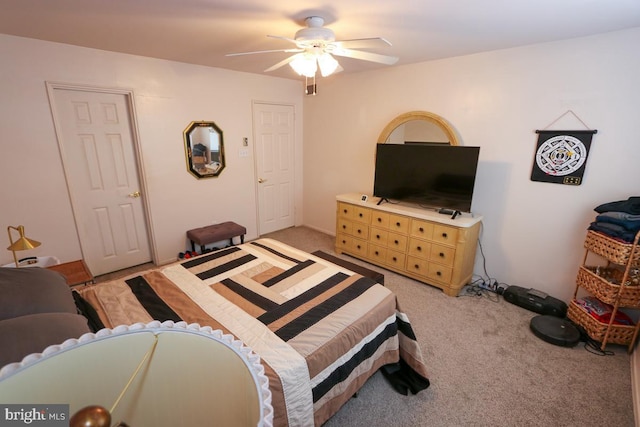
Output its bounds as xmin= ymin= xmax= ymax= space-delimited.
xmin=258 ymin=178 xmax=267 ymax=183
xmin=128 ymin=191 xmax=141 ymax=198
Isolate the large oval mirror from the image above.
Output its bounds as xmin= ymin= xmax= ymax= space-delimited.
xmin=184 ymin=121 xmax=225 ymax=178
xmin=377 ymin=111 xmax=460 ymax=145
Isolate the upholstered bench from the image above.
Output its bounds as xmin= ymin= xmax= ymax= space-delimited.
xmin=186 ymin=221 xmax=247 ymax=253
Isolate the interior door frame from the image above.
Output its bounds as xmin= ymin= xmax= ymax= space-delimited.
xmin=45 ymin=81 xmax=158 ymax=267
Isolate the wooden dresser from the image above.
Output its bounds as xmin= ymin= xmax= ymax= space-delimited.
xmin=335 ymin=193 xmax=482 ymax=296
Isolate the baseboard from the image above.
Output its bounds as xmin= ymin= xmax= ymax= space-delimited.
xmin=632 ymin=346 xmax=640 ymax=427
xmin=300 ymin=223 xmax=335 ymax=237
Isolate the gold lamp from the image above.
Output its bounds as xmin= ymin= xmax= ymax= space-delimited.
xmin=7 ymin=225 xmax=41 ymax=267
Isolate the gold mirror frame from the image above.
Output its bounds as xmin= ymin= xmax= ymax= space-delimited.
xmin=183 ymin=121 xmax=225 ymax=179
xmin=377 ymin=111 xmax=460 ymax=146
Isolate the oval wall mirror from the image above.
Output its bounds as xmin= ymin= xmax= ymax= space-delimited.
xmin=377 ymin=111 xmax=460 ymax=145
xmin=184 ymin=121 xmax=225 ymax=179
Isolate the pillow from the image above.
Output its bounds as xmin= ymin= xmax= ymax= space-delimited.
xmin=0 ymin=312 xmax=91 ymax=367
xmin=0 ymin=267 xmax=76 ymax=321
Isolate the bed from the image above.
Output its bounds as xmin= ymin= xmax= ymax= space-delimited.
xmin=77 ymin=238 xmax=430 ymax=426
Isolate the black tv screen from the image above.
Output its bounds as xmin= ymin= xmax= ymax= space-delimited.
xmin=373 ymin=144 xmax=480 ymax=212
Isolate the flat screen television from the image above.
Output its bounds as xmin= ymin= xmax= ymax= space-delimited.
xmin=373 ymin=144 xmax=480 ymax=213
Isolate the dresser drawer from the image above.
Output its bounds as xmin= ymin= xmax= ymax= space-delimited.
xmin=388 ymin=214 xmax=410 ymax=234
xmin=337 ymin=202 xmax=354 ymax=219
xmin=368 ymin=244 xmax=387 ymax=264
xmin=406 ymin=256 xmax=429 ymax=277
xmin=352 ymin=223 xmax=369 ymax=240
xmin=432 ymin=224 xmax=458 ymax=245
xmin=385 ymin=250 xmax=405 ymax=269
xmin=370 ymin=211 xmax=390 ymax=228
xmin=336 ymin=233 xmax=350 ymax=251
xmin=337 ymin=218 xmax=353 ymax=235
xmin=353 ymin=206 xmax=372 ymax=224
xmin=350 ymin=238 xmax=368 ymax=257
xmin=428 ymin=263 xmax=453 ymax=284
xmin=410 ymin=219 xmax=434 ymax=240
xmin=387 ymin=231 xmax=408 ymax=252
xmin=429 ymin=244 xmax=456 ymax=267
xmin=369 ymin=227 xmax=389 ymax=246
xmin=407 ymin=238 xmax=431 ymax=259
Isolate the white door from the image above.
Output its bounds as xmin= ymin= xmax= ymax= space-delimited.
xmin=51 ymin=87 xmax=152 ymax=276
xmin=253 ymin=103 xmax=295 ymax=235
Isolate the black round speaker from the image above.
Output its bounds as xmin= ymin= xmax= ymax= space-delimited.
xmin=530 ymin=315 xmax=580 ymax=347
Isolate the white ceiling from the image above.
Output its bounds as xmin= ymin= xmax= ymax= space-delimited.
xmin=2 ymin=0 xmax=640 ymax=80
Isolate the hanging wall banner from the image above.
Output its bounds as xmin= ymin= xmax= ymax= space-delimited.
xmin=530 ymin=130 xmax=596 ymax=185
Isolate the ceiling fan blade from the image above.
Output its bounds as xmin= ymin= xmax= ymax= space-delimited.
xmin=267 ymin=35 xmax=301 ymax=45
xmin=264 ymin=54 xmax=300 ymax=72
xmin=332 ymin=48 xmax=399 ymax=65
xmin=334 ymin=37 xmax=392 ymax=50
xmin=226 ymin=48 xmax=302 ymax=57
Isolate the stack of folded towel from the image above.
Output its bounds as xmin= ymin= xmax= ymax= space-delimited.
xmin=588 ymin=197 xmax=640 ymax=243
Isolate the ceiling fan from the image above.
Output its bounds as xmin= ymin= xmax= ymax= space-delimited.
xmin=226 ymin=16 xmax=399 ymax=78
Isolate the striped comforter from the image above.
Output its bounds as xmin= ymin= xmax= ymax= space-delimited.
xmin=78 ymin=238 xmax=429 ymax=426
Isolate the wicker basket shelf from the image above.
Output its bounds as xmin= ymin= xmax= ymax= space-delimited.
xmin=584 ymin=230 xmax=640 ymax=266
xmin=573 ymin=228 xmax=640 ymax=352
xmin=577 ymin=265 xmax=640 ymax=307
xmin=567 ymin=300 xmax=636 ymax=346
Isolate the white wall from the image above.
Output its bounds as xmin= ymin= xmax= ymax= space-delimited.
xmin=302 ymin=27 xmax=640 ymax=301
xmin=0 ymin=34 xmax=304 ymax=267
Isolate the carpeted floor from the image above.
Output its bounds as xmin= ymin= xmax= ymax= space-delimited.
xmin=262 ymin=226 xmax=635 ymax=427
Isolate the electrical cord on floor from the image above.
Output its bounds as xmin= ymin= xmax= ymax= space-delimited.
xmin=460 ymin=277 xmax=500 ymax=302
xmin=583 ymin=339 xmax=615 ymax=356
xmin=571 ymin=323 xmax=616 ymax=356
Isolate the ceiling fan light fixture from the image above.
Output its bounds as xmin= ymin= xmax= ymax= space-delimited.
xmin=317 ymin=53 xmax=339 ymax=77
xmin=290 ymin=53 xmax=317 ymax=77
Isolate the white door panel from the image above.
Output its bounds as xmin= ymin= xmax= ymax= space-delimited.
xmin=51 ymin=88 xmax=151 ymax=276
xmin=253 ymin=103 xmax=295 ymax=235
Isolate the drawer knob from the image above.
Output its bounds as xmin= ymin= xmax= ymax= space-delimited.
xmin=442 ymin=232 xmax=448 ymax=238
xmin=392 ymin=257 xmax=397 ymax=262
xmin=394 ymin=239 xmax=399 ymax=244
xmin=342 ymin=240 xmax=346 ymax=244
xmin=419 ymin=227 xmax=424 ymax=232
xmin=356 ymin=245 xmax=361 ymax=249
xmin=417 ymin=246 xmax=422 ymax=251
xmin=342 ymin=225 xmax=346 ymax=229
xmin=414 ymin=264 xmax=419 ymax=269
xmin=439 ymin=252 xmax=444 ymax=258
xmin=396 ymin=222 xmax=401 ymax=227
xmin=377 ymin=217 xmax=382 ymax=222
xmin=436 ymin=271 xmax=442 ymax=276
xmin=343 ymin=209 xmax=347 ymax=214
xmin=376 ymin=234 xmax=381 ymax=239
xmin=359 ymin=213 xmax=363 ymax=218
xmin=357 ymin=229 xmax=361 ymax=234
xmin=375 ymin=251 xmax=379 ymax=256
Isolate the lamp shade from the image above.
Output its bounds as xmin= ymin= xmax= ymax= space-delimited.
xmin=7 ymin=225 xmax=40 ymax=251
xmin=317 ymin=53 xmax=339 ymax=77
xmin=289 ymin=53 xmax=317 ymax=77
xmin=7 ymin=225 xmax=41 ymax=268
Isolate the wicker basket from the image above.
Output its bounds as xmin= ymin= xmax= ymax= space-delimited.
xmin=584 ymin=230 xmax=640 ymax=266
xmin=567 ymin=300 xmax=636 ymax=345
xmin=577 ymin=266 xmax=640 ymax=307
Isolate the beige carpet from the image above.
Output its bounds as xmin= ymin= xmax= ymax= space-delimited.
xmin=263 ymin=226 xmax=635 ymax=427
